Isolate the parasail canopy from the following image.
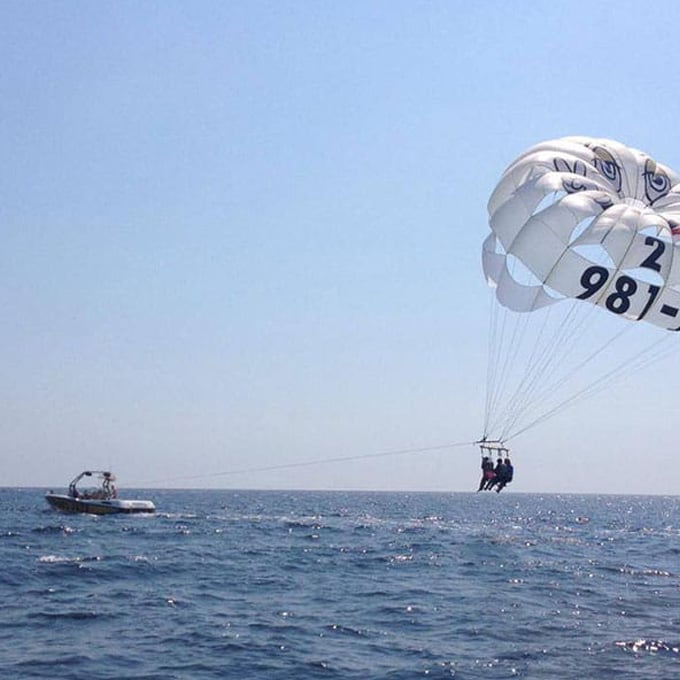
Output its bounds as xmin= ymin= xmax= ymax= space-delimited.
xmin=482 ymin=136 xmax=680 ymax=442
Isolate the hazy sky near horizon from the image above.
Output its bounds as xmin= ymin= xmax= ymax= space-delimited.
xmin=3 ymin=1 xmax=680 ymax=494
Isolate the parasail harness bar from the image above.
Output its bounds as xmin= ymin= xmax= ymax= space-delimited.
xmin=476 ymin=438 xmax=509 ymax=457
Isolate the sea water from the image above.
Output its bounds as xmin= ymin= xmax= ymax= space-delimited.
xmin=2 ymin=488 xmax=680 ymax=679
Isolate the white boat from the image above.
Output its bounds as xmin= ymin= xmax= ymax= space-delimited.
xmin=45 ymin=471 xmax=155 ymax=515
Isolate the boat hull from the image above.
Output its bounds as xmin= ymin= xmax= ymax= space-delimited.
xmin=45 ymin=493 xmax=155 ymax=515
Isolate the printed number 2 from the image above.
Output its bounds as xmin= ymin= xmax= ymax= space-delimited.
xmin=640 ymin=236 xmax=665 ymax=272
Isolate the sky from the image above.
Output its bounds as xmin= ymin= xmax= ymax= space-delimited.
xmin=3 ymin=1 xmax=680 ymax=494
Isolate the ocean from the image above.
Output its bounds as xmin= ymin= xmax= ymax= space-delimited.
xmin=2 ymin=488 xmax=679 ymax=679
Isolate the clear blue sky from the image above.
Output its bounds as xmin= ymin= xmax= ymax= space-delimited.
xmin=3 ymin=1 xmax=679 ymax=493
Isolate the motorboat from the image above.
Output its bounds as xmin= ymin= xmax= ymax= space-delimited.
xmin=45 ymin=470 xmax=155 ymax=515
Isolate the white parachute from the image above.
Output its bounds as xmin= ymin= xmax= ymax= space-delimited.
xmin=482 ymin=136 xmax=680 ymax=443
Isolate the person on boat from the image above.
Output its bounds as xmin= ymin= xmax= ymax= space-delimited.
xmin=102 ymin=473 xmax=117 ymax=499
xmin=477 ymin=456 xmax=495 ymax=491
xmin=495 ymin=458 xmax=514 ymax=493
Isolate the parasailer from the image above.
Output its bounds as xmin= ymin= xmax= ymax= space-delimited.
xmin=476 ymin=439 xmax=512 ymax=492
xmin=479 ymin=136 xmax=680 ymax=481
xmin=493 ymin=457 xmax=513 ymax=493
xmin=478 ymin=454 xmax=495 ymax=491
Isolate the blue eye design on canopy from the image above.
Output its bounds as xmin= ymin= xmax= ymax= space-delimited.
xmin=592 ymin=146 xmax=622 ymax=194
xmin=644 ymin=158 xmax=671 ymax=204
xmin=553 ymin=158 xmax=588 ymax=194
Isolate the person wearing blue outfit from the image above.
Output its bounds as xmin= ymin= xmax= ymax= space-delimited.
xmin=495 ymin=458 xmax=514 ymax=493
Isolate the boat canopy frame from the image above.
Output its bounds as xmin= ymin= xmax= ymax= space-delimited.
xmin=68 ymin=471 xmax=117 ymax=500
